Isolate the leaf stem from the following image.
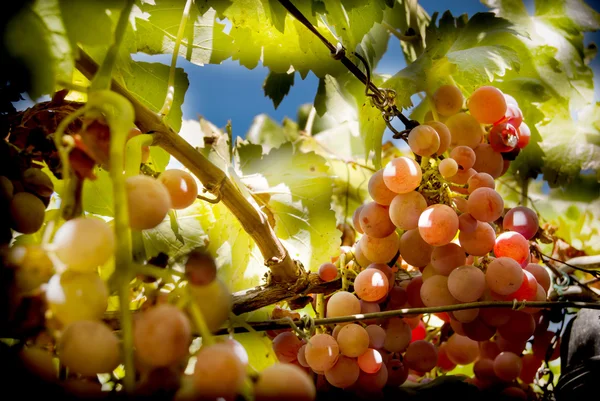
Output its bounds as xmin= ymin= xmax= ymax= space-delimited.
xmin=304 ymin=106 xmax=317 ymax=136
xmin=158 ymin=0 xmax=194 ymax=117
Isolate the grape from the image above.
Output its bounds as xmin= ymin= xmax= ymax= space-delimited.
xmin=468 ymin=86 xmax=507 ymax=124
xmin=420 ymin=275 xmax=457 ymax=307
xmin=365 ymin=325 xmax=386 ymax=349
xmin=223 ymin=338 xmax=249 ymax=367
xmin=367 ymin=263 xmax=394 ymax=287
xmin=357 ymin=348 xmax=383 ymax=374
xmin=22 ymin=168 xmax=54 ymax=197
xmin=517 ymin=122 xmax=531 ymax=148
xmin=337 ymin=324 xmax=369 ymax=357
xmin=305 ymin=334 xmax=339 ymax=371
xmin=480 ymin=308 xmax=513 ymax=327
xmin=386 ymin=358 xmax=409 ymax=386
xmin=408 ymin=125 xmax=440 ymax=156
xmin=453 ymin=197 xmax=469 ymax=213
xmin=450 ymin=146 xmax=476 ymax=170
xmin=9 ymin=192 xmax=45 ymax=234
xmin=368 ymin=170 xmax=396 ymax=206
xmin=354 ymin=269 xmax=389 ymax=302
xmin=452 ymin=308 xmax=479 ymax=323
xmin=497 ymin=311 xmax=535 ymax=343
xmin=525 ymin=264 xmax=550 ymax=293
xmin=467 ymin=172 xmax=495 ymax=194
xmin=433 ymin=85 xmax=464 ymax=116
xmin=437 ymin=343 xmax=457 ymax=371
xmin=445 ymin=112 xmax=484 ymax=149
xmin=359 ymin=202 xmax=396 ymax=238
xmin=52 ymin=217 xmax=114 ymax=273
xmin=389 ymin=191 xmax=427 ymax=230
xmin=0 ymin=175 xmax=14 ymax=201
xmin=494 ymin=231 xmax=529 ymax=267
xmin=360 ymin=300 xmax=381 ymax=324
xmin=359 ymin=231 xmax=400 ymax=264
xmin=480 ymin=340 xmax=501 ymax=360
xmin=472 ymin=144 xmax=504 ymax=178
xmin=438 ymin=158 xmax=458 ymax=178
xmin=382 ymin=157 xmax=422 ymax=194
xmin=493 ymin=352 xmax=522 ymax=381
xmin=58 ymin=320 xmax=121 ymax=376
xmin=418 ymin=204 xmax=459 ymax=246
xmin=448 ymin=266 xmax=485 ymax=302
xmin=357 ymin=362 xmax=388 ymax=391
xmin=325 ymin=355 xmax=360 ymax=388
xmin=5 ymin=245 xmax=54 ymax=292
xmin=445 ymin=334 xmax=479 ymax=365
xmin=404 ymin=340 xmax=438 ymax=372
xmin=332 ymin=325 xmax=343 ymax=339
xmin=499 ymin=270 xmax=538 ymax=302
xmin=485 ymin=257 xmax=524 ymax=295
xmin=157 ymin=169 xmax=198 ymax=210
xmin=353 ymin=243 xmax=371 ymax=268
xmin=193 ymin=342 xmax=246 ymax=399
xmin=326 ymin=291 xmax=360 ymax=319
xmin=520 ymin=354 xmax=542 ymax=384
xmin=421 ymin=263 xmax=436 ymax=281
xmin=424 ymin=121 xmax=452 ymax=154
xmin=188 ymin=278 xmax=232 ymax=332
xmin=462 ymin=318 xmax=496 ymax=342
xmin=406 ymin=276 xmax=425 ymax=307
xmin=273 ymin=332 xmax=303 ymax=363
xmin=134 ymin=304 xmax=192 ymax=367
xmin=496 ymin=333 xmax=527 ymax=355
xmin=503 ymin=206 xmax=539 ymax=240
xmin=352 ymin=205 xmax=364 ymax=234
xmin=473 ymin=358 xmax=497 ymax=383
xmin=458 ymin=213 xmax=478 ymax=234
xmin=46 ymin=271 xmax=108 ymax=325
xmin=386 ymin=285 xmax=408 ymax=310
xmin=19 ymin=346 xmax=57 ymax=381
xmin=126 ymin=175 xmax=172 ymax=230
xmin=489 ymin=123 xmax=519 ymax=153
xmin=297 ymin=344 xmax=309 ymax=368
xmin=450 ymin=318 xmax=466 ymax=336
xmin=504 ymin=104 xmax=524 ymax=128
xmin=501 ymin=159 xmax=511 ymax=176
xmin=254 ymin=363 xmax=316 ymax=401
xmin=383 ymin=317 xmax=412 ymax=352
xmin=185 ymin=249 xmax=217 ymax=286
xmin=459 ymin=221 xmax=496 ymax=256
xmin=126 ymin=127 xmax=150 ymax=163
xmin=399 ymin=229 xmax=433 ymax=267
xmin=318 ymin=262 xmax=338 ymax=282
xmin=431 ymin=243 xmax=466 ymax=276
xmin=532 ymin=331 xmax=560 ymax=361
xmin=467 ymin=187 xmax=504 ymax=222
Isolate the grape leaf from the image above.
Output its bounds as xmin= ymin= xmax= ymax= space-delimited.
xmin=58 ymin=0 xmax=124 ymax=48
xmin=246 ymin=114 xmax=300 ymax=154
xmin=4 ymin=0 xmax=73 ymax=99
xmin=446 ymin=45 xmax=519 ymax=90
xmin=236 ymin=142 xmax=340 ymax=273
xmin=383 ymin=0 xmax=431 ymax=62
xmin=535 ymin=0 xmax=600 ymax=34
xmin=263 ymin=71 xmax=295 ymax=109
xmin=82 ymin=168 xmax=114 ymax=217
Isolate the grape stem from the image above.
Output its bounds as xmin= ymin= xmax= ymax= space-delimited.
xmin=133 ymin=263 xmax=185 ymax=280
xmin=187 ymin=293 xmax=216 ymax=346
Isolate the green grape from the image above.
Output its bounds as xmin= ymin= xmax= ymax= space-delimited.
xmin=126 ymin=175 xmax=172 ymax=230
xmin=158 ymin=169 xmax=199 ymax=210
xmin=58 ymin=320 xmax=121 ymax=376
xmin=254 ymin=363 xmax=316 ymax=401
xmin=438 ymin=158 xmax=458 ymax=178
xmin=22 ymin=168 xmax=54 ymax=197
xmin=5 ymin=245 xmax=54 ymax=292
xmin=9 ymin=192 xmax=45 ymax=234
xmin=134 ymin=304 xmax=192 ymax=367
xmin=193 ymin=342 xmax=247 ymax=399
xmin=433 ymin=85 xmax=464 ymax=116
xmin=188 ymin=278 xmax=232 ymax=332
xmin=53 ymin=217 xmax=114 ymax=273
xmin=445 ymin=113 xmax=484 ymax=149
xmin=0 ymin=175 xmax=14 ymax=202
xmin=46 ymin=271 xmax=108 ymax=325
xmin=19 ymin=346 xmax=57 ymax=382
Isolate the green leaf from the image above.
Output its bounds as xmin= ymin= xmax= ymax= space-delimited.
xmin=82 ymin=168 xmax=114 ymax=217
xmin=246 ymin=114 xmax=300 ymax=154
xmin=4 ymin=0 xmax=73 ymax=99
xmin=535 ymin=0 xmax=600 ymax=34
xmin=134 ymin=0 xmax=233 ymax=65
xmin=447 ymin=45 xmax=519 ymax=90
xmin=237 ymin=142 xmax=340 ymax=273
xmin=122 ymin=61 xmax=189 ymax=132
xmin=263 ymin=71 xmax=295 ymax=109
xmin=59 ymin=0 xmax=124 ymax=48
xmin=383 ymin=0 xmax=431 ymax=62
xmin=360 ymin=100 xmax=387 ymax=169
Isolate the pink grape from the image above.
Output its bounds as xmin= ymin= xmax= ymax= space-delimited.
xmin=445 ymin=112 xmax=484 ymax=149
xmin=520 ymin=354 xmax=543 ymax=384
xmin=418 ymin=204 xmax=459 ymax=246
xmin=467 ymin=187 xmax=504 ymax=222
xmin=406 ymin=276 xmax=425 ymax=307
xmin=389 ymin=191 xmax=427 ymax=230
xmin=326 ymin=291 xmax=360 ymax=319
xmin=438 ymin=158 xmax=458 ymax=178
xmin=383 ymin=318 xmax=412 ymax=352
xmin=272 ymin=332 xmax=303 ymax=363
xmin=399 ymin=229 xmax=433 ymax=268
xmin=445 ymin=334 xmax=479 ymax=365
xmin=367 ymin=263 xmax=394 ymax=288
xmin=498 ymin=270 xmax=538 ymax=302
xmin=254 ymin=363 xmax=316 ymax=401
xmin=352 ymin=205 xmax=364 ymax=234
xmin=332 ymin=325 xmax=343 ymax=340
xmin=473 ymin=358 xmax=497 ymax=382
xmin=489 ymin=123 xmax=519 ymax=153
xmin=357 ymin=348 xmax=383 ymax=374
xmin=424 ymin=121 xmax=451 ymax=154
xmin=437 ymin=343 xmax=457 ymax=371
xmin=365 ymin=325 xmax=386 ymax=349
xmin=360 ymin=301 xmax=381 ymax=325
xmin=467 ymin=172 xmax=495 ymax=194
xmin=497 ymin=311 xmax=535 ymax=343
xmin=503 ymin=206 xmax=539 ymax=240
xmin=158 ymin=169 xmax=199 ymax=209
xmin=499 ymin=104 xmax=524 ymax=128
xmin=305 ymin=334 xmax=339 ymax=371
xmin=403 ymin=341 xmax=438 ymax=372
xmin=468 ymin=86 xmax=507 ymax=124
xmin=448 ymin=266 xmax=486 ymax=302
xmin=452 ymin=308 xmax=479 ymax=323
xmin=462 ymin=318 xmax=497 ymax=342
xmin=479 ymin=308 xmax=513 ymax=327
xmin=357 ymin=362 xmax=388 ymax=391
xmin=353 ymin=244 xmax=372 ymax=268
xmin=433 ymin=85 xmax=464 ymax=116
xmin=453 ymin=197 xmax=469 ymax=213
xmin=368 ymin=170 xmax=396 ymax=206
xmin=382 ymin=157 xmax=422 ymax=194
xmin=472 ymin=144 xmax=504 ymax=178
xmin=480 ymin=340 xmax=501 ymax=360
xmin=493 ymin=352 xmax=522 ymax=381
xmin=458 ymin=221 xmax=496 ymax=256
xmin=386 ymin=286 xmax=408 ymax=310
xmin=193 ymin=343 xmax=246 ymax=399
xmin=430 ymin=243 xmax=466 ymax=276
xmin=324 ymin=355 xmax=359 ymax=388
xmin=408 ymin=125 xmax=440 ymax=156
xmin=337 ymin=324 xmax=370 ymax=357
xmin=359 ymin=232 xmax=400 ymax=264
xmin=297 ymin=345 xmax=309 ymax=368
xmin=318 ymin=263 xmax=338 ymax=282
xmin=359 ymin=202 xmax=396 ymax=238
xmin=486 ymin=257 xmax=524 ymax=295
xmin=354 ymin=269 xmax=389 ymax=302
xmin=420 ymin=275 xmax=457 ymax=307
xmin=494 ymin=231 xmax=529 ymax=266
xmin=517 ymin=122 xmax=531 ymax=148
xmin=386 ymin=358 xmax=409 ymax=387
xmin=450 ymin=146 xmax=476 ymax=170
xmin=458 ymin=213 xmax=478 ymax=233
xmin=525 ymin=264 xmax=550 ymax=293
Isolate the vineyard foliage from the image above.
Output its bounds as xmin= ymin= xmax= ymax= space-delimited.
xmin=2 ymin=0 xmax=600 ymax=387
